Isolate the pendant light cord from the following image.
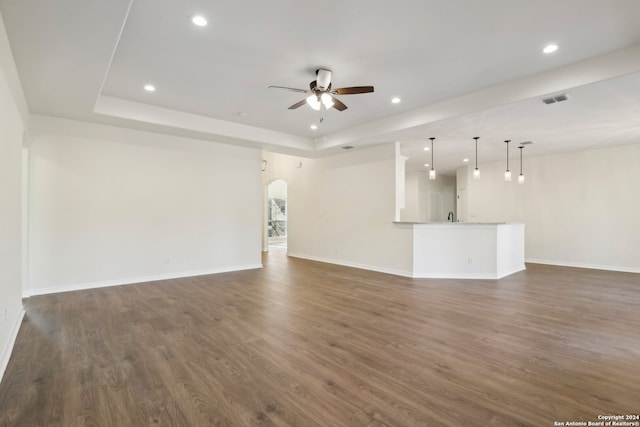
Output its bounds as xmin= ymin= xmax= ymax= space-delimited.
xmin=474 ymin=137 xmax=479 ymax=169
xmin=429 ymin=137 xmax=435 ymax=170
xmin=505 ymin=140 xmax=510 ymax=171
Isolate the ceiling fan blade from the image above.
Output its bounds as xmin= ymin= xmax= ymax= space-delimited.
xmin=288 ymin=99 xmax=307 ymax=110
xmin=269 ymin=86 xmax=310 ymax=94
xmin=331 ymin=96 xmax=348 ymax=111
xmin=332 ymin=86 xmax=374 ymax=95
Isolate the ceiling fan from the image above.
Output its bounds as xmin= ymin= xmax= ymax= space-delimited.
xmin=269 ymin=69 xmax=374 ymax=112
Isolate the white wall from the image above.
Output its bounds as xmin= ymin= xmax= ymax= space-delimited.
xmin=399 ymin=171 xmax=419 ymax=221
xmin=0 ymin=11 xmax=26 ymax=380
xmin=401 ymin=171 xmax=456 ymax=222
xmin=264 ymin=145 xmax=413 ymax=276
xmin=262 ymin=151 xmax=306 ymax=188
xmin=27 ymin=115 xmax=262 ymax=295
xmin=423 ymin=173 xmax=456 ymax=222
xmin=456 ymin=166 xmax=469 ymax=222
xmin=462 ymin=143 xmax=640 ymax=272
xmin=267 ymin=179 xmax=287 ymax=201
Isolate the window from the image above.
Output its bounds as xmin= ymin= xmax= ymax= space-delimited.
xmin=267 ymin=197 xmax=286 ymax=237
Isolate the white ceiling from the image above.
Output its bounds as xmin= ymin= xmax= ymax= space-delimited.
xmin=2 ymin=0 xmax=640 ymax=171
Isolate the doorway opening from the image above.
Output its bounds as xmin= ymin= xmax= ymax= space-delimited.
xmin=267 ymin=179 xmax=287 ymax=249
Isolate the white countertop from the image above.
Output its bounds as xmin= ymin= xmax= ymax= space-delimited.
xmin=393 ymin=221 xmax=521 ymax=225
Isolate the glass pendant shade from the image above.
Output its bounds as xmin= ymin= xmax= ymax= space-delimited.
xmin=320 ymin=93 xmax=334 ymax=109
xmin=429 ymin=169 xmax=436 ymax=180
xmin=306 ymin=95 xmax=321 ymax=111
xmin=504 ymin=170 xmax=512 ymax=181
xmin=473 ymin=168 xmax=480 ymax=180
xmin=518 ymin=174 xmax=525 ymax=184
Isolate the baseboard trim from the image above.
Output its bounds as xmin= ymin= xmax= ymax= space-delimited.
xmin=497 ymin=264 xmax=527 ymax=279
xmin=287 ymin=253 xmax=528 ymax=280
xmin=0 ymin=308 xmax=25 ymax=383
xmin=287 ymin=252 xmax=414 ymax=278
xmin=23 ymin=263 xmax=263 ymax=298
xmin=412 ymin=265 xmax=525 ymax=279
xmin=412 ymin=272 xmax=499 ymax=279
xmin=525 ymin=259 xmax=639 ymax=274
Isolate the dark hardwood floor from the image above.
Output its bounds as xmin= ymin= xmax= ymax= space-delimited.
xmin=1 ymin=249 xmax=639 ymax=426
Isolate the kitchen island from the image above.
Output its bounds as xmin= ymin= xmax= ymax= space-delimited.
xmin=393 ymin=222 xmax=525 ymax=279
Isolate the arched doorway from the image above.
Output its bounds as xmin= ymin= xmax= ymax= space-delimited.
xmin=266 ymin=179 xmax=287 ymax=249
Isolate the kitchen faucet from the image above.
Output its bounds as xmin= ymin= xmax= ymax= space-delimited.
xmin=448 ymin=211 xmax=454 ymax=222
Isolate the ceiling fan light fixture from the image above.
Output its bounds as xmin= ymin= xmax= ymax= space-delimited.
xmin=316 ymin=69 xmax=332 ymax=91
xmin=270 ymin=69 xmax=373 ymax=112
xmin=306 ymin=95 xmax=321 ymax=111
xmin=320 ymin=93 xmax=334 ymax=109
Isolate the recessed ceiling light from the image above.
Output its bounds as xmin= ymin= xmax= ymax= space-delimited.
xmin=463 ymin=158 xmax=469 ymax=163
xmin=543 ymin=44 xmax=558 ymax=54
xmin=144 ymin=84 xmax=155 ymax=92
xmin=192 ymin=15 xmax=208 ymax=27
xmin=423 ymin=146 xmax=430 ymax=151
xmin=310 ymin=124 xmax=318 ymax=130
xmin=424 ymin=163 xmax=429 ymax=167
xmin=391 ymin=97 xmax=401 ymax=104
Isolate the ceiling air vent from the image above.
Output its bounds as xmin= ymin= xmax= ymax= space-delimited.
xmin=342 ymin=145 xmax=355 ymax=150
xmin=520 ymin=141 xmax=534 ymax=145
xmin=542 ymin=93 xmax=570 ymax=105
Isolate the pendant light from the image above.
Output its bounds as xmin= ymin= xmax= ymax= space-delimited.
xmin=473 ymin=137 xmax=480 ymax=180
xmin=504 ymin=140 xmax=512 ymax=181
xmin=429 ymin=137 xmax=436 ymax=180
xmin=518 ymin=146 xmax=525 ymax=184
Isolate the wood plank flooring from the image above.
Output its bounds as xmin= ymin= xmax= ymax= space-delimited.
xmin=1 ymin=249 xmax=639 ymax=426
